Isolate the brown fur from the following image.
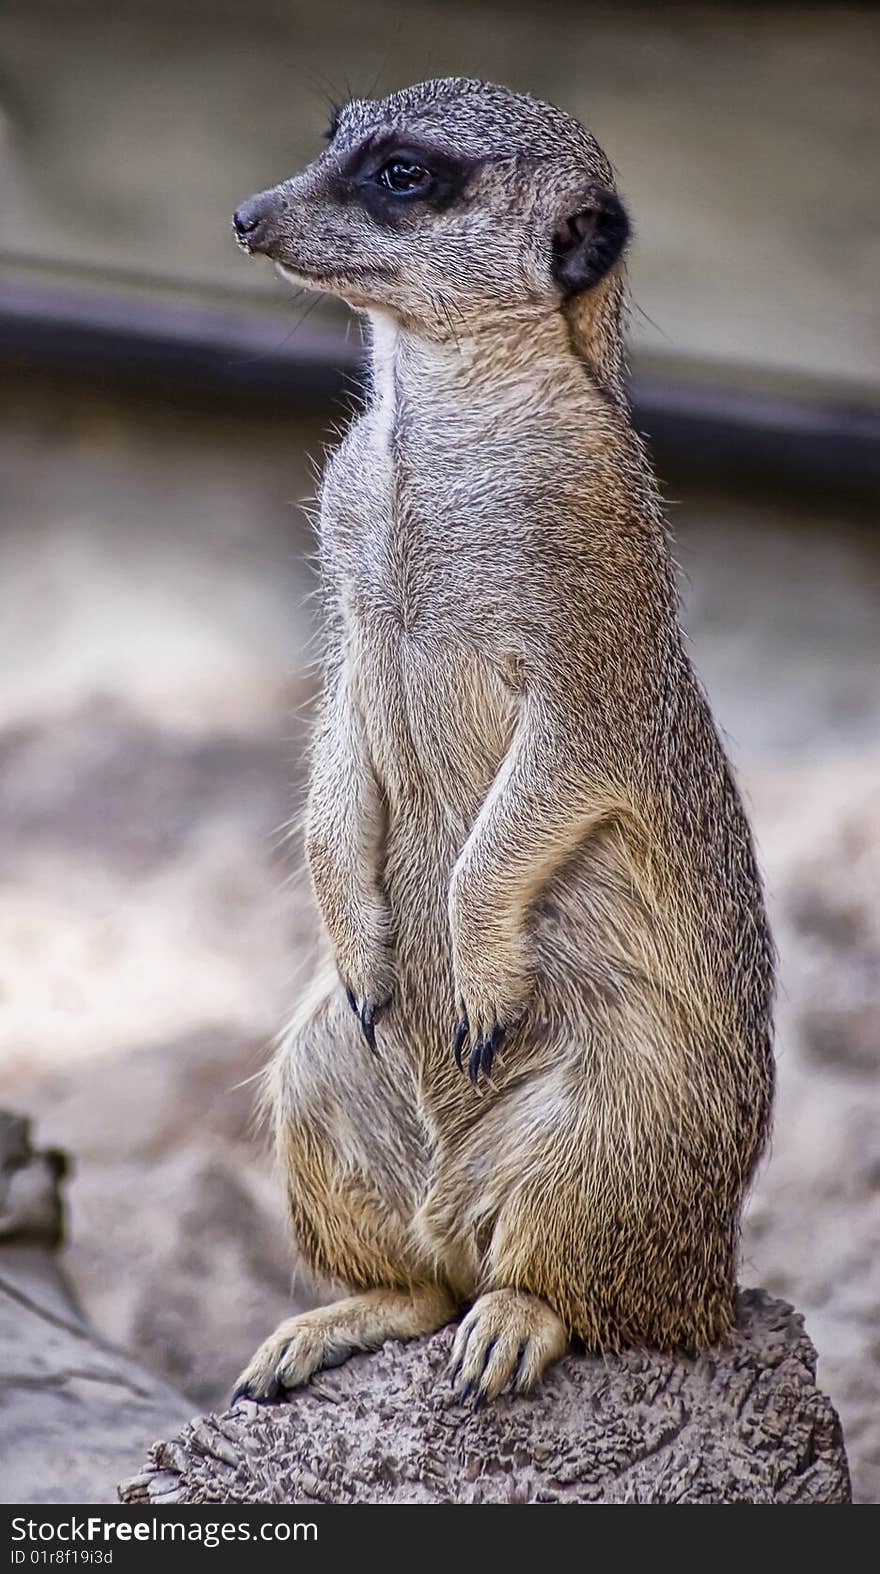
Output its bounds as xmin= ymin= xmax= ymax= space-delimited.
xmin=230 ymin=79 xmax=775 ymax=1407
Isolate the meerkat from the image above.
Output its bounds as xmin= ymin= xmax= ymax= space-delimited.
xmin=230 ymin=77 xmax=775 ymax=1408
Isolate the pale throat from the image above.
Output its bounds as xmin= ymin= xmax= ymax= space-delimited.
xmin=365 ymin=305 xmax=585 ymax=426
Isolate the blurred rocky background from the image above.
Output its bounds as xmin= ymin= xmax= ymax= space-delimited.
xmin=0 ymin=0 xmax=877 ymax=1504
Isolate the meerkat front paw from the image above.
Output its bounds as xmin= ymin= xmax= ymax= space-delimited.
xmin=449 ymin=943 xmax=529 ymax=1085
xmin=307 ymin=824 xmax=395 ymax=1051
xmin=451 ymin=977 xmax=528 ymax=1085
xmin=448 ymin=878 xmax=530 ymax=1083
xmin=453 ymin=1015 xmax=507 ymax=1084
xmin=343 ymin=972 xmax=393 ymax=1053
xmin=448 ymin=1289 xmax=569 ymax=1407
xmin=336 ymin=925 xmax=396 ymax=1051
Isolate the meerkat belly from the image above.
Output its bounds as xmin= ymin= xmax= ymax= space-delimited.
xmin=355 ymin=612 xmax=516 ymax=983
xmin=360 ymin=615 xmax=515 ymax=829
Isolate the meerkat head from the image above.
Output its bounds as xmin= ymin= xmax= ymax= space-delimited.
xmin=233 ymin=78 xmax=630 ymax=384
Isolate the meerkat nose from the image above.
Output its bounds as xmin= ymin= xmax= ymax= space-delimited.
xmin=232 ymin=191 xmax=279 ymax=252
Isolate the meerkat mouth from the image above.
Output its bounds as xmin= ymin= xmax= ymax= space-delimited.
xmin=275 ymin=261 xmax=326 ymax=286
xmin=275 ymin=260 xmax=389 ymax=291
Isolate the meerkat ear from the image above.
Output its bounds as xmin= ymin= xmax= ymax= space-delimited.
xmin=552 ymin=187 xmax=630 ymax=297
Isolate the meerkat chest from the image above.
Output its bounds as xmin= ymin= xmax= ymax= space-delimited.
xmin=322 ymin=415 xmax=530 ymax=633
xmin=322 ymin=427 xmax=519 ymax=799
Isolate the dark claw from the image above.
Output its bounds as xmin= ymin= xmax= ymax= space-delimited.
xmin=468 ymin=1022 xmax=506 ymax=1085
xmin=263 ymin=1372 xmax=284 ymax=1402
xmin=360 ymin=1001 xmax=378 ymax=1054
xmin=512 ymin=1338 xmax=530 ymax=1391
xmin=231 ymin=1374 xmax=282 ymax=1406
xmin=344 ymin=984 xmax=386 ymax=1052
xmin=453 ymin=1017 xmax=469 ymax=1071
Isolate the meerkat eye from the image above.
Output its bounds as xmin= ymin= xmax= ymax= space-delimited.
xmin=375 ymin=159 xmax=433 ymax=196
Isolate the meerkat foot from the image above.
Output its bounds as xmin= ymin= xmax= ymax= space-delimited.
xmin=448 ymin=1289 xmax=568 ymax=1407
xmin=231 ymin=1284 xmax=456 ymax=1403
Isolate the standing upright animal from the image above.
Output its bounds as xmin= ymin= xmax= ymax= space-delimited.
xmin=230 ymin=78 xmax=775 ymax=1407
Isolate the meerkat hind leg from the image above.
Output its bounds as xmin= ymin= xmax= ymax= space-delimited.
xmin=448 ymin=1288 xmax=569 ymax=1407
xmin=232 ymin=1283 xmax=457 ymax=1402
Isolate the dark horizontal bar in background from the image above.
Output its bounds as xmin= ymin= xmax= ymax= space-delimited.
xmin=2 ymin=275 xmax=878 ymax=504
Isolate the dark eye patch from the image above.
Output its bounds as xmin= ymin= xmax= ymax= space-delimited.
xmin=337 ymin=134 xmax=477 ymax=223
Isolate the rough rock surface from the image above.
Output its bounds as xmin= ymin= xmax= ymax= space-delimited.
xmin=119 ymin=1290 xmax=851 ymax=1506
xmin=0 ymin=1112 xmax=193 ymax=1505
